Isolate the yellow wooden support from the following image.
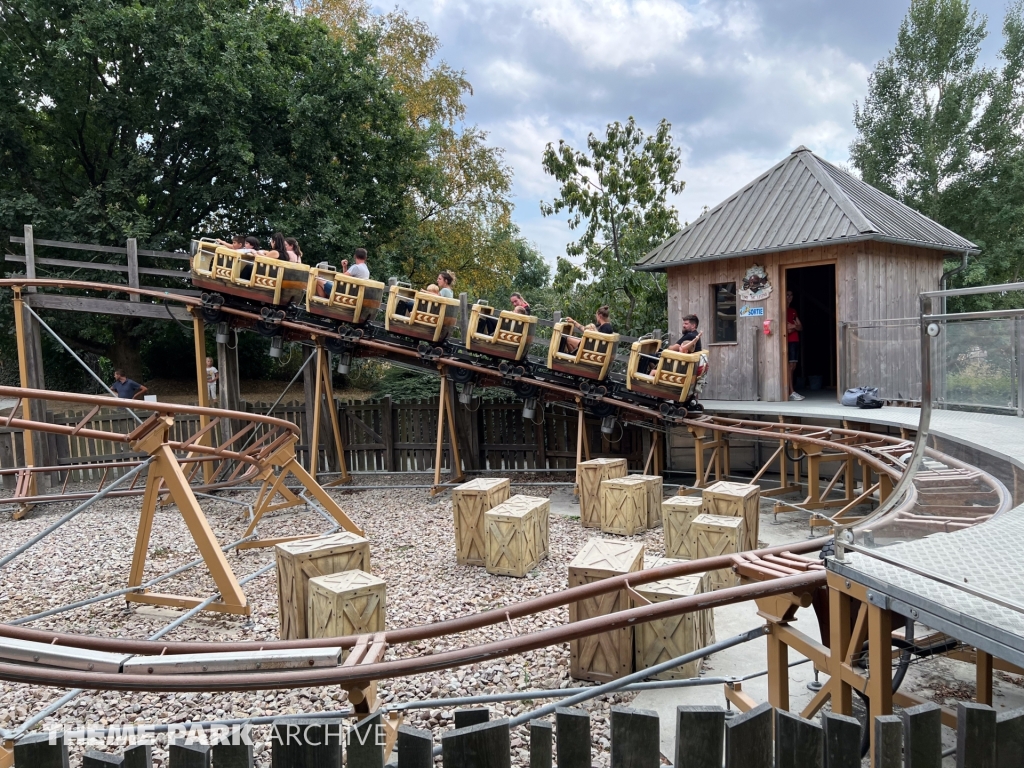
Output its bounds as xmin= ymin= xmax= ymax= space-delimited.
xmin=11 ymin=288 xmax=38 ymax=513
xmin=192 ymin=312 xmax=214 ymax=485
xmin=430 ymin=372 xmax=465 ymax=495
xmin=125 ymin=416 xmax=249 ymax=615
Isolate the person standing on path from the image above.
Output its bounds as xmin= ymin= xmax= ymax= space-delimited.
xmin=206 ymin=357 xmax=219 ymax=404
xmin=786 ymin=290 xmax=804 ymax=401
xmin=111 ymin=370 xmax=148 ymax=400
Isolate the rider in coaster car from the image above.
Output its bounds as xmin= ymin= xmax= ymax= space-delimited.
xmin=316 ymin=248 xmax=369 ymax=298
xmin=561 ymin=305 xmax=613 ymax=354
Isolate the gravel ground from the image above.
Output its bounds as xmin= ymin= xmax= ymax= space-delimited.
xmin=0 ymin=473 xmax=679 ymax=766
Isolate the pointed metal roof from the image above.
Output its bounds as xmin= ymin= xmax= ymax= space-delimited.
xmin=635 ymin=146 xmax=979 ymax=272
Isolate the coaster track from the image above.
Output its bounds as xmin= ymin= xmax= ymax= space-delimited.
xmin=0 ymin=278 xmax=1012 ymax=694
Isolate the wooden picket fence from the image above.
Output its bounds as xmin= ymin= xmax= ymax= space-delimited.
xmin=0 ymin=398 xmax=647 ymax=486
xmin=11 ymin=700 xmax=1017 ymax=767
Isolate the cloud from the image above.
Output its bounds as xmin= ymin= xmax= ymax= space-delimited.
xmin=382 ymin=0 xmax=1008 ymax=266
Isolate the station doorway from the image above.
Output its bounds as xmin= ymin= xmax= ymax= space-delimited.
xmin=784 ymin=263 xmax=837 ymax=398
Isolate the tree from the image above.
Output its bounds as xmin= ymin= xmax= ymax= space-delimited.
xmin=540 ymin=117 xmax=684 ymax=335
xmin=850 ymin=0 xmax=1024 ymax=295
xmin=301 ymin=0 xmax=524 ymax=301
xmin=0 ymin=0 xmax=422 ymax=373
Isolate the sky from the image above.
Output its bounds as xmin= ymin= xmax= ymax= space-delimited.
xmin=380 ymin=0 xmax=1013 ymax=267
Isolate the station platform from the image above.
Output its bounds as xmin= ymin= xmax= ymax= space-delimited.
xmin=703 ymin=395 xmax=1024 ymax=670
xmin=702 ymin=395 xmax=1024 ymax=472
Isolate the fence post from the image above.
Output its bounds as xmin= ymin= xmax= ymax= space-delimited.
xmin=127 ymin=238 xmax=140 ymax=302
xmin=454 ymin=709 xmax=490 ymax=730
xmin=873 ymin=715 xmax=902 ymax=768
xmin=381 ymin=395 xmax=394 ymax=471
xmin=122 ymin=743 xmax=152 ymax=768
xmin=23 ymin=224 xmax=36 ymax=292
xmin=902 ymin=702 xmax=941 ymax=768
xmin=997 ymin=708 xmax=1024 ymax=768
xmin=724 ymin=702 xmax=772 ymax=768
xmin=13 ymin=732 xmax=68 ymax=768
xmin=1016 ymin=316 xmax=1023 ymax=417
xmin=774 ymin=709 xmax=822 ymax=768
xmin=957 ymin=702 xmax=996 ymax=768
xmin=674 ymin=705 xmax=724 ymax=768
xmin=610 ymin=706 xmax=660 ymax=768
xmin=168 ymin=742 xmax=210 ymax=767
xmin=529 ymin=720 xmax=552 ymax=768
xmin=348 ymin=712 xmax=385 ymax=768
xmin=211 ymin=742 xmax=253 ymax=767
xmin=395 ymin=725 xmax=432 ymax=768
xmin=822 ymin=713 xmax=861 ymax=768
xmin=83 ymin=752 xmax=125 ymax=767
xmin=440 ymin=719 xmax=511 ymax=768
xmin=555 ymin=708 xmax=590 ymax=768
xmin=270 ymin=718 xmax=344 ymax=767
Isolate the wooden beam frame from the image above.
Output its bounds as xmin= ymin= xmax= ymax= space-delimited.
xmin=430 ymin=373 xmax=465 ymax=495
xmin=125 ymin=418 xmax=249 ymax=616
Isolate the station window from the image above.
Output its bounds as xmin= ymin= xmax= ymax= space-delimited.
xmin=712 ymin=282 xmax=737 ymax=343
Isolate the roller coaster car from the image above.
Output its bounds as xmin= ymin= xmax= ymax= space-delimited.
xmin=190 ymin=239 xmax=309 ymax=307
xmin=384 ymin=284 xmax=461 ymax=344
xmin=304 ymin=265 xmax=386 ymax=326
xmin=626 ymin=339 xmax=706 ymax=403
xmin=465 ymin=303 xmax=537 ymax=362
xmin=547 ymin=321 xmax=619 ymax=382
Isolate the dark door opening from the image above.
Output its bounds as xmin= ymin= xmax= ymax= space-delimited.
xmin=785 ymin=264 xmax=837 ymax=396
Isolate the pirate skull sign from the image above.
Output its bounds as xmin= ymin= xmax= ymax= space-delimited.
xmin=739 ymin=264 xmax=772 ymax=301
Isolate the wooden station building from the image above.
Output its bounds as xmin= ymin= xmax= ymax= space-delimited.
xmin=635 ymin=146 xmax=979 ymax=402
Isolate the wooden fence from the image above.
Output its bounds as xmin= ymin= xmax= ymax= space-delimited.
xmin=0 ymin=398 xmax=648 ymax=486
xmin=12 ymin=700 xmax=1017 ymax=767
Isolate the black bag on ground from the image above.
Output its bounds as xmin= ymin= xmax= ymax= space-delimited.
xmin=856 ymin=393 xmax=883 ymax=409
xmin=842 ymin=386 xmax=878 ymax=407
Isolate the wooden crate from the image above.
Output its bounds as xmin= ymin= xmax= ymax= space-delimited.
xmin=307 ymin=569 xmax=386 ymax=655
xmin=600 ymin=476 xmax=649 ymax=535
xmin=513 ymin=494 xmax=551 ymax=559
xmin=577 ymin=458 xmax=628 ymax=528
xmin=633 ymin=474 xmax=664 ymax=528
xmin=701 ymin=481 xmax=760 ymax=551
xmin=275 ymin=532 xmax=371 ymax=640
xmin=453 ymin=478 xmax=511 ymax=566
xmin=663 ymin=496 xmax=704 ymax=559
xmin=691 ymin=514 xmax=745 ymax=591
xmin=634 ymin=558 xmax=711 ymax=680
xmin=484 ymin=496 xmax=546 ymax=577
xmin=568 ymin=538 xmax=645 ymax=682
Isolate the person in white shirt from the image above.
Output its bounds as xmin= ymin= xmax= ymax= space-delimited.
xmin=316 ymin=248 xmax=370 ymax=297
xmin=206 ymin=357 xmax=219 ymax=403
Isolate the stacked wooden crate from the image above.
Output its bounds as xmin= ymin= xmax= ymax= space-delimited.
xmin=453 ymin=478 xmax=511 ymax=566
xmin=600 ymin=476 xmax=649 ymax=535
xmin=577 ymin=458 xmax=627 ymax=528
xmin=307 ymin=570 xmax=386 ymax=655
xmin=701 ymin=481 xmax=760 ymax=550
xmin=633 ymin=474 xmax=664 ymax=527
xmin=690 ymin=514 xmax=746 ymax=590
xmin=634 ymin=557 xmax=715 ymax=679
xmin=484 ymin=495 xmax=549 ymax=578
xmin=275 ymin=532 xmax=371 ymax=640
xmin=662 ymin=495 xmax=703 ymax=558
xmin=568 ymin=538 xmax=645 ymax=682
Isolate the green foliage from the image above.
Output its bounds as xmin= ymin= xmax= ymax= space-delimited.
xmin=851 ymin=0 xmax=1024 ymax=297
xmin=303 ymin=0 xmax=526 ymax=301
xmin=540 ymin=117 xmax=683 ymax=335
xmin=0 ymin=0 xmax=424 ymax=378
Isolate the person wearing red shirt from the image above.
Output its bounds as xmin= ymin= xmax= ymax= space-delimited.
xmin=786 ymin=290 xmax=804 ymax=401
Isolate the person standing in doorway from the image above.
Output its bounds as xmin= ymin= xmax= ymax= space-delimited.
xmin=206 ymin=357 xmax=219 ymax=404
xmin=111 ymin=370 xmax=148 ymax=400
xmin=786 ymin=290 xmax=804 ymax=401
